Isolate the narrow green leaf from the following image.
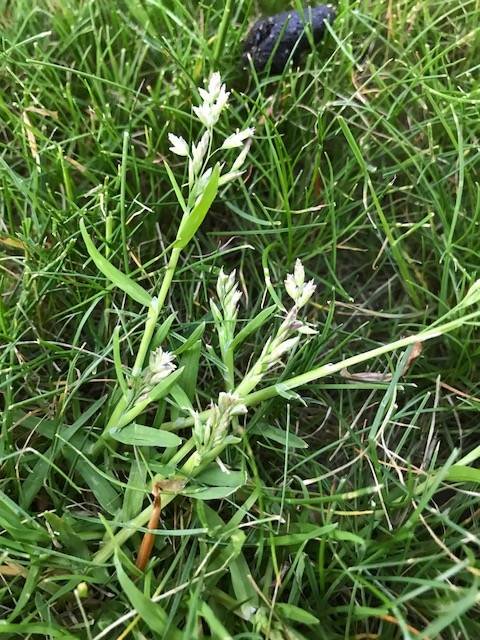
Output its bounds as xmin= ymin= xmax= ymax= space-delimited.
xmin=110 ymin=424 xmax=182 ymax=448
xmin=43 ymin=513 xmax=90 ymax=559
xmin=231 ymin=305 xmax=277 ymax=349
xmin=174 ymin=322 xmax=206 ymax=355
xmin=114 ymin=552 xmax=180 ymax=637
xmin=174 ymin=165 xmax=220 ymax=248
xmin=251 ymin=424 xmax=308 ymax=449
xmin=0 ymin=490 xmax=49 ymax=542
xmin=420 ymin=581 xmax=479 ymax=639
xmin=195 ymin=466 xmax=246 ymax=488
xmin=276 ymin=603 xmax=320 ymax=625
xmin=114 ymin=368 xmax=184 ymax=429
xmin=197 ymin=503 xmax=259 ymax=618
xmin=122 ymin=458 xmax=148 ymax=522
xmin=228 ymin=530 xmax=258 ymax=621
xmin=272 ymin=523 xmax=337 ymax=546
xmin=457 ymin=444 xmax=480 ymax=467
xmin=0 ymin=623 xmax=78 ymax=639
xmin=199 ymin=602 xmax=233 ymax=639
xmin=182 ymin=485 xmax=239 ymax=500
xmin=164 ymin=159 xmax=187 ymax=213
xmin=80 ymin=219 xmax=152 ymax=306
xmin=21 ymin=397 xmax=106 ymax=509
xmin=73 ymin=457 xmax=121 ymax=515
xmin=7 ymin=564 xmax=40 ymax=622
xmin=330 ymin=529 xmax=366 ymax=546
xmin=169 ymin=384 xmax=194 ymax=413
xmin=178 ymin=340 xmax=202 ymax=404
xmin=151 ymin=312 xmax=176 ymax=350
xmin=275 ymin=383 xmax=304 ymax=402
xmin=337 ymin=115 xmax=368 ymax=174
xmin=446 ymin=464 xmax=480 ymax=484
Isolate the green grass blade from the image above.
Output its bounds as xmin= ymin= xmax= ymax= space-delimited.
xmin=80 ymin=219 xmax=152 ymax=306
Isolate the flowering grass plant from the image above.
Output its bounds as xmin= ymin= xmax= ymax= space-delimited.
xmin=78 ymin=75 xmax=480 ymax=584
xmin=3 ymin=4 xmax=480 ymax=636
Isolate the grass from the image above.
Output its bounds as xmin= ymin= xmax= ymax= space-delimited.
xmin=1 ymin=0 xmax=480 ymax=638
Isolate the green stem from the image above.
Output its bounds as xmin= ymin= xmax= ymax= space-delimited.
xmin=93 ymin=247 xmax=182 ymax=454
xmin=243 ymin=312 xmax=477 ymax=405
xmin=158 ymin=309 xmax=480 ymax=433
xmin=132 ymin=247 xmax=181 ymax=377
xmin=168 ymin=436 xmax=196 ymax=467
xmin=221 ymin=341 xmax=235 ymax=391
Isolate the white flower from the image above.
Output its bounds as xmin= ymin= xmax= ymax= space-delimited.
xmin=284 ymin=275 xmax=299 ymax=301
xmin=462 ymin=279 xmax=480 ymax=308
xmin=285 ymin=259 xmax=316 ymax=308
xmin=168 ymin=133 xmax=189 ymax=157
xmin=193 ymin=392 xmax=247 ymax=451
xmin=214 ymin=84 xmax=230 ymax=114
xmin=216 ymin=268 xmax=242 ymax=320
xmin=192 ymin=410 xmax=208 ymax=450
xmin=216 ymin=268 xmax=236 ymax=301
xmin=191 ymin=130 xmax=210 ymax=175
xmin=269 ymin=336 xmax=300 ymax=363
xmin=218 ymin=171 xmax=243 ymax=186
xmin=208 ymin=72 xmax=222 ymax=101
xmin=147 ymin=347 xmax=176 ymax=385
xmin=195 ymin=167 xmax=213 ymax=194
xmin=193 ymin=103 xmax=217 ymax=128
xmin=194 ymin=75 xmax=230 ymax=128
xmin=216 ymin=139 xmax=254 ymax=185
xmin=231 ymin=139 xmax=253 ymax=173
xmin=199 ymin=87 xmax=212 ymax=104
xmin=217 ymin=392 xmax=247 ymax=416
xmin=294 ymin=259 xmax=305 ymax=287
xmin=297 ymin=323 xmax=318 ymax=335
xmin=199 ymin=72 xmax=223 ymax=104
xmin=222 ymin=127 xmax=255 ymax=150
xmin=297 ymin=280 xmax=316 ymax=308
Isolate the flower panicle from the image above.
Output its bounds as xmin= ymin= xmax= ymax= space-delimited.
xmin=284 ymin=259 xmax=316 ymax=309
xmin=137 ymin=347 xmax=176 ymax=402
xmin=168 ymin=72 xmax=254 ymax=201
xmin=235 ymin=260 xmax=318 ymax=397
xmin=216 ymin=268 xmax=242 ymax=321
xmin=193 ymin=72 xmax=230 ymax=129
xmin=193 ymin=392 xmax=247 ymax=453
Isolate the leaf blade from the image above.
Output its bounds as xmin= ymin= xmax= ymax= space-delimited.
xmin=80 ymin=219 xmax=152 ymax=306
xmin=110 ymin=424 xmax=182 ymax=448
xmin=174 ymin=165 xmax=220 ymax=249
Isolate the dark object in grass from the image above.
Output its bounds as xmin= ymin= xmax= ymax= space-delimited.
xmin=243 ymin=5 xmax=336 ymax=73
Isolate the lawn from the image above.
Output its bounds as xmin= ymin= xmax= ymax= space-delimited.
xmin=1 ymin=0 xmax=480 ymax=638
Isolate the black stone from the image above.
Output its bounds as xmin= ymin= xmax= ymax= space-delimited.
xmin=243 ymin=5 xmax=336 ymax=73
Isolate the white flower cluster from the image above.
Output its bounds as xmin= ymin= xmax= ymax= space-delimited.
xmin=194 ymin=72 xmax=230 ymax=129
xmin=222 ymin=127 xmax=255 ymax=150
xmin=138 ymin=347 xmax=176 ymax=400
xmin=215 ymin=268 xmax=242 ymax=322
xmin=284 ymin=259 xmax=316 ymax=309
xmin=192 ymin=392 xmax=247 ymax=452
xmin=167 ymin=72 xmax=254 ymax=199
xmin=235 ymin=260 xmax=317 ymax=396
